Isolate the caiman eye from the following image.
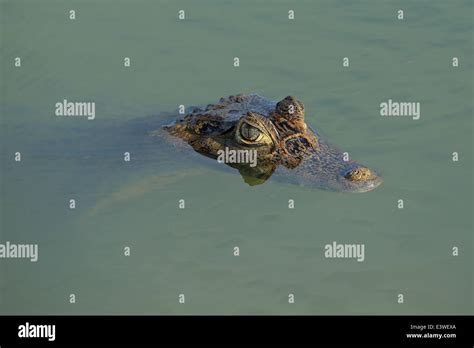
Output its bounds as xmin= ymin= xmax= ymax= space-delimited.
xmin=240 ymin=122 xmax=262 ymax=141
xmin=236 ymin=115 xmax=273 ymax=145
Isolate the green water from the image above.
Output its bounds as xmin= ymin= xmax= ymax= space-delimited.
xmin=0 ymin=0 xmax=472 ymax=314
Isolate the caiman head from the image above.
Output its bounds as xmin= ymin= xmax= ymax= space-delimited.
xmin=162 ymin=94 xmax=382 ymax=193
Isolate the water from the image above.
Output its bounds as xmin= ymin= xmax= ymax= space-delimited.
xmin=0 ymin=0 xmax=472 ymax=314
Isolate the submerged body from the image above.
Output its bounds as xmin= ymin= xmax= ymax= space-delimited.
xmin=159 ymin=94 xmax=382 ymax=193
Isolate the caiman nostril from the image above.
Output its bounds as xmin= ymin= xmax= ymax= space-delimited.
xmin=344 ymin=167 xmax=375 ymax=181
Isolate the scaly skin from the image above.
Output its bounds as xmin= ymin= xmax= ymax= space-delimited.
xmin=158 ymin=94 xmax=382 ymax=192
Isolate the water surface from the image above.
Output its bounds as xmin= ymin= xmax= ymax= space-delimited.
xmin=0 ymin=0 xmax=472 ymax=314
